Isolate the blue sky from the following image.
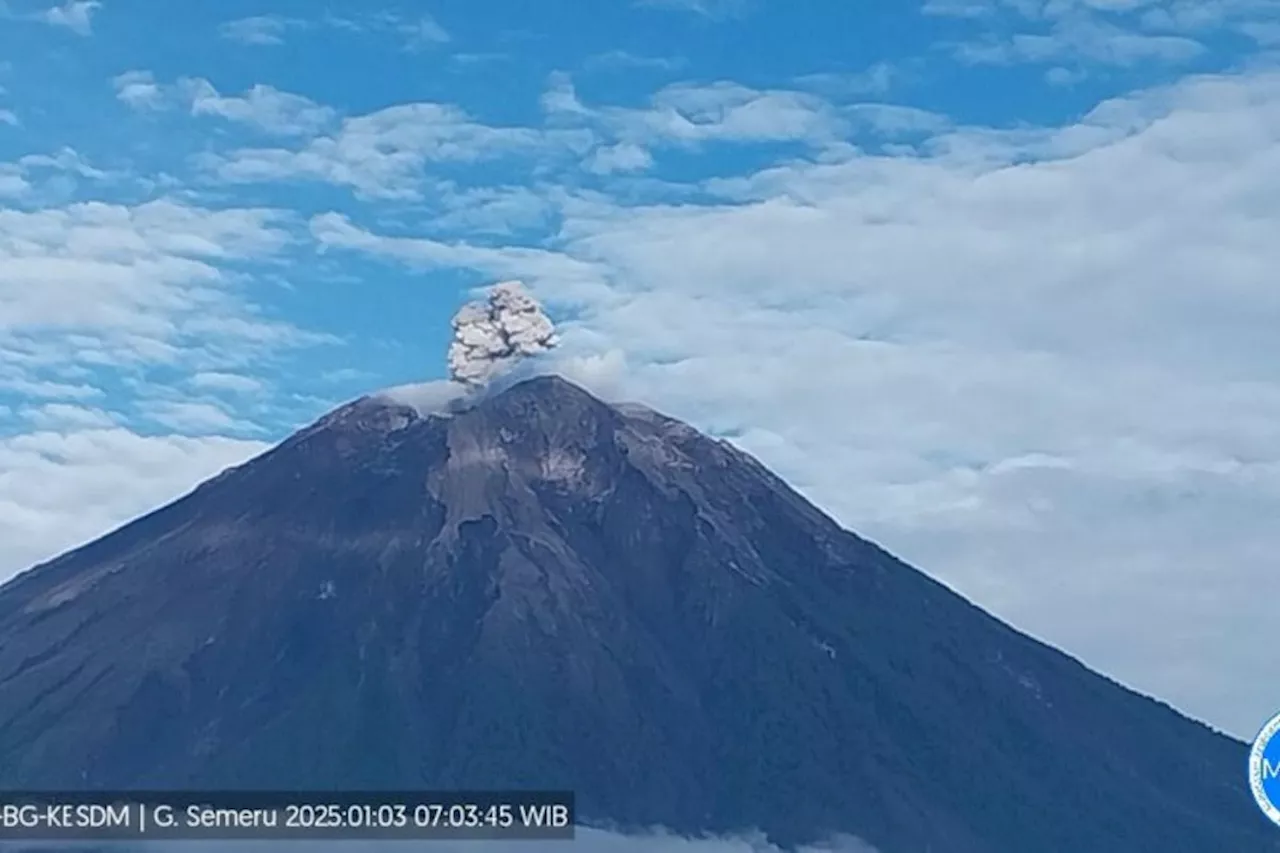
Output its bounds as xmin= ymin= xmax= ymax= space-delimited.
xmin=0 ymin=0 xmax=1278 ymax=739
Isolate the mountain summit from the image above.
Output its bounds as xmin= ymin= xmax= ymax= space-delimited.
xmin=0 ymin=376 xmax=1271 ymax=852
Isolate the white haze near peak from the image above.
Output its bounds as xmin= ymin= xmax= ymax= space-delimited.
xmin=0 ymin=828 xmax=883 ymax=853
xmin=375 ymin=379 xmax=470 ymax=416
xmin=447 ymin=280 xmax=559 ymax=386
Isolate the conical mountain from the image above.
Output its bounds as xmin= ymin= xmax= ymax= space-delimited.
xmin=0 ymin=376 xmax=1270 ymax=852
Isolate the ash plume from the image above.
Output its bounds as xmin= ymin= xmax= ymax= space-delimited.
xmin=448 ymin=281 xmax=558 ymax=387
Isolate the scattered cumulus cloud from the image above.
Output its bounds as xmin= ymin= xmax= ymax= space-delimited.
xmin=431 ymin=184 xmax=556 ymax=235
xmin=19 ymin=146 xmax=109 ymax=180
xmin=585 ymin=51 xmax=687 ymax=72
xmin=953 ymin=18 xmax=1204 ymax=67
xmin=0 ymin=197 xmax=324 ymax=474
xmin=586 ymin=142 xmax=655 ymax=174
xmin=182 ymin=79 xmax=337 ymax=136
xmin=0 ymin=147 xmax=114 ymax=203
xmin=38 ymin=0 xmax=99 ymax=35
xmin=205 ymin=103 xmax=590 ymax=199
xmin=796 ymin=62 xmax=902 ymax=98
xmin=114 ymin=74 xmax=336 ymax=136
xmin=308 ymin=212 xmax=608 ymax=305
xmin=542 ymin=75 xmax=849 ymax=164
xmin=218 ymin=11 xmax=450 ymax=51
xmin=218 ymin=15 xmax=298 ymax=46
xmin=929 ymin=0 xmax=1280 ymax=67
xmin=399 ymin=14 xmax=451 ymax=49
xmin=635 ymin=0 xmax=752 ymax=20
xmin=113 ymin=71 xmax=163 ymax=109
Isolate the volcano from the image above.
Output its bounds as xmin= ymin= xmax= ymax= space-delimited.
xmin=0 ymin=376 xmax=1271 ymax=852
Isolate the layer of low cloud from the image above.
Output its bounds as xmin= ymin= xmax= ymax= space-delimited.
xmin=0 ymin=428 xmax=267 ymax=581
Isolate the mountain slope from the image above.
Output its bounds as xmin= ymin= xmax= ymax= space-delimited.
xmin=0 ymin=376 xmax=1270 ymax=852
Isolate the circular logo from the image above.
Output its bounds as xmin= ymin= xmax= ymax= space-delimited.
xmin=1249 ymin=711 xmax=1280 ymax=827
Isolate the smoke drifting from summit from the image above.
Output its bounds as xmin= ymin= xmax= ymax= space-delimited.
xmin=448 ymin=281 xmax=559 ymax=386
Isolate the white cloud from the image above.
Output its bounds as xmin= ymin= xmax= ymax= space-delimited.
xmin=1045 ymin=65 xmax=1090 ymax=85
xmin=188 ymin=371 xmax=266 ymax=395
xmin=39 ymin=0 xmax=99 ymax=36
xmin=586 ymin=142 xmax=655 ymax=174
xmin=113 ymin=70 xmax=163 ymax=110
xmin=143 ymin=399 xmax=258 ymax=434
xmin=0 ymin=199 xmax=292 ymax=336
xmin=0 ymin=429 xmax=267 ymax=583
xmin=0 ymin=109 xmax=17 ymax=127
xmin=19 ymin=403 xmax=118 ymax=429
xmin=953 ymin=17 xmax=1204 ymax=66
xmin=113 ymin=74 xmax=336 ymax=136
xmin=309 ymin=212 xmax=608 ymax=304
xmin=317 ymin=68 xmax=1280 ymax=739
xmin=932 ymin=0 xmax=1280 ymax=63
xmin=0 ymin=376 xmax=101 ymax=400
xmin=432 ymin=184 xmax=556 ymax=234
xmin=246 ymin=10 xmax=452 ymax=52
xmin=399 ymin=14 xmax=451 ymax=49
xmin=0 ymin=197 xmax=324 ymax=455
xmin=636 ymin=0 xmax=751 ymax=20
xmin=219 ymin=15 xmax=299 ymax=46
xmin=638 ymin=82 xmax=844 ymax=144
xmin=585 ymin=51 xmax=686 ymax=72
xmin=19 ymin=146 xmax=108 ymax=179
xmin=181 ymin=79 xmax=336 ymax=136
xmin=0 ymin=164 xmax=29 ymax=197
xmin=922 ymin=0 xmax=997 ymax=16
xmin=208 ymin=103 xmax=592 ymax=199
xmin=796 ymin=62 xmax=902 ymax=98
xmin=545 ymin=76 xmax=848 ymax=153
